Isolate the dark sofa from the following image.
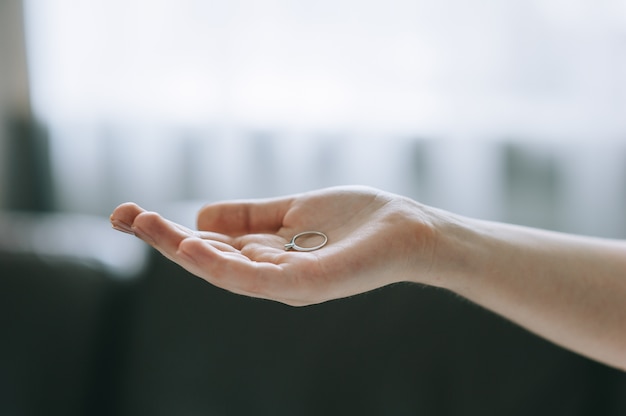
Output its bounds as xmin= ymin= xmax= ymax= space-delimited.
xmin=1 ymin=212 xmax=625 ymax=416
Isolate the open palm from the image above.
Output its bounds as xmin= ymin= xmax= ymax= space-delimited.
xmin=110 ymin=186 xmax=434 ymax=305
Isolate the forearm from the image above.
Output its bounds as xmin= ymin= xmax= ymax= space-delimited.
xmin=111 ymin=187 xmax=626 ymax=367
xmin=422 ymin=211 xmax=626 ymax=370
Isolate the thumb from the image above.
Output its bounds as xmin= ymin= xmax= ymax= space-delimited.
xmin=196 ymin=196 xmax=294 ymax=236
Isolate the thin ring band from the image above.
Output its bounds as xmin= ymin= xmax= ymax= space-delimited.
xmin=284 ymin=231 xmax=328 ymax=252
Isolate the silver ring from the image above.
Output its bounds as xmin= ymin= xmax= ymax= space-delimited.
xmin=284 ymin=231 xmax=328 ymax=252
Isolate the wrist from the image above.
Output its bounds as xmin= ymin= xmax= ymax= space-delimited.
xmin=404 ymin=202 xmax=486 ymax=291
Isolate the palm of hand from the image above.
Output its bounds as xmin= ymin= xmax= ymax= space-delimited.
xmin=111 ymin=186 xmax=424 ymax=305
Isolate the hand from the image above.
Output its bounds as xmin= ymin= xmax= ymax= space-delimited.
xmin=111 ymin=185 xmax=626 ymax=368
xmin=110 ymin=186 xmax=437 ymax=305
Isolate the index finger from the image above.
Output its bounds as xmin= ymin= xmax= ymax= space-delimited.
xmin=176 ymin=237 xmax=319 ymax=306
xmin=110 ymin=202 xmax=145 ymax=233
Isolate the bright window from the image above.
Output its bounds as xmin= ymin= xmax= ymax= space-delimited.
xmin=25 ymin=0 xmax=626 ymax=134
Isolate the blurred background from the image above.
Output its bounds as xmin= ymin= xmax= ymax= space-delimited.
xmin=1 ymin=0 xmax=625 ymax=234
xmin=2 ymin=1 xmax=626 ymax=415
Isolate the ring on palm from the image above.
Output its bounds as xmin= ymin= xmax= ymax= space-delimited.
xmin=284 ymin=231 xmax=328 ymax=252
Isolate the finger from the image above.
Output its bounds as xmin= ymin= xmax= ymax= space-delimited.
xmin=194 ymin=230 xmax=237 ymax=247
xmin=178 ymin=237 xmax=330 ymax=306
xmin=201 ymin=238 xmax=241 ymax=254
xmin=176 ymin=237 xmax=289 ymax=300
xmin=197 ymin=195 xmax=295 ymax=236
xmin=131 ymin=211 xmax=197 ymax=261
xmin=112 ymin=203 xmax=240 ymax=256
xmin=110 ymin=202 xmax=145 ymax=234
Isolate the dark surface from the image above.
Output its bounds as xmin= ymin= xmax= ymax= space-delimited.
xmin=1 ymin=214 xmax=625 ymax=416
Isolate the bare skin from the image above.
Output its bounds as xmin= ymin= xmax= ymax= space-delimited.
xmin=110 ymin=185 xmax=626 ymax=370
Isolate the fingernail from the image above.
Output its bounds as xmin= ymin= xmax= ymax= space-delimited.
xmin=111 ymin=219 xmax=134 ymax=235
